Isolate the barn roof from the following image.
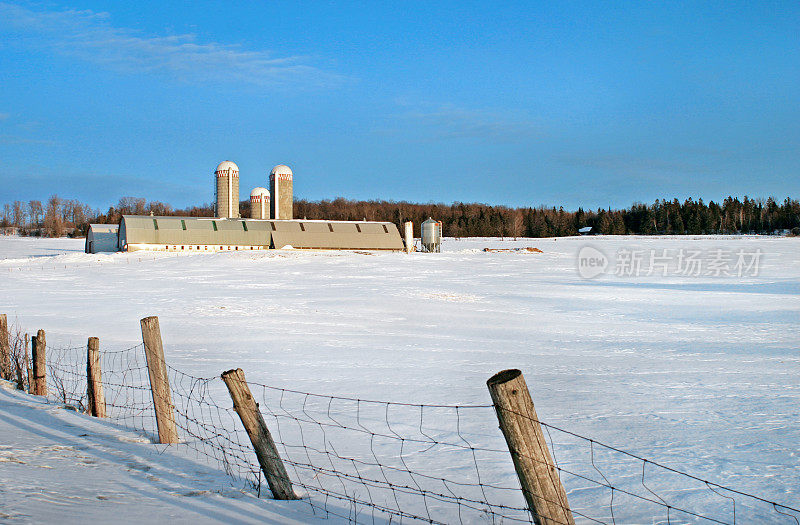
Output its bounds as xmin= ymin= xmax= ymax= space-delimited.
xmin=118 ymin=216 xmax=403 ymax=251
xmin=88 ymin=224 xmax=119 ymax=233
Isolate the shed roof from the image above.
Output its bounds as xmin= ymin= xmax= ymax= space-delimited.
xmin=88 ymin=224 xmax=119 ymax=233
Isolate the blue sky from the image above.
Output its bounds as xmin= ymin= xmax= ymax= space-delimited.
xmin=0 ymin=1 xmax=798 ymax=211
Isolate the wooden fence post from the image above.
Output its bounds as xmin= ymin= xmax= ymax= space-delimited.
xmin=221 ymin=368 xmax=298 ymax=500
xmin=140 ymin=316 xmax=179 ymax=444
xmin=31 ymin=330 xmax=46 ymax=396
xmin=24 ymin=334 xmax=32 ymax=393
xmin=0 ymin=314 xmax=10 ymax=381
xmin=86 ymin=337 xmax=106 ymax=417
xmin=487 ymin=369 xmax=574 ymax=525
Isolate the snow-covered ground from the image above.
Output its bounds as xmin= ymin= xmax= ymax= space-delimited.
xmin=0 ymin=380 xmax=312 ymax=524
xmin=1 ymin=234 xmax=798 ymax=523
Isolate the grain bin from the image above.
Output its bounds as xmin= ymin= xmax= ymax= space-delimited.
xmin=421 ymin=217 xmax=442 ymax=253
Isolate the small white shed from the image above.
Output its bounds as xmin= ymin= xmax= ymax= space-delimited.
xmin=85 ymin=224 xmax=119 ymax=253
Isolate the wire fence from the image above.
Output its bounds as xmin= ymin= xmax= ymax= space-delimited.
xmin=3 ymin=327 xmax=799 ymax=525
xmin=46 ymin=342 xmax=157 ymax=434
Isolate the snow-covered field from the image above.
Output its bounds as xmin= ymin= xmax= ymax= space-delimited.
xmin=0 ymin=381 xmax=310 ymax=524
xmin=1 ymin=234 xmax=798 ymax=524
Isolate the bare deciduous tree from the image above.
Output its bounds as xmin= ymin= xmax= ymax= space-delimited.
xmin=12 ymin=201 xmax=26 ymax=228
xmin=28 ymin=200 xmax=43 ymax=229
xmin=44 ymin=195 xmax=64 ymax=237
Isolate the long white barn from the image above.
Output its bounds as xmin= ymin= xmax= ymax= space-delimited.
xmin=118 ymin=216 xmax=405 ymax=252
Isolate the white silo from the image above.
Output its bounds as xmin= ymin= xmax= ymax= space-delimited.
xmin=269 ymin=165 xmax=293 ymax=220
xmin=215 ymin=160 xmax=240 ymax=218
xmin=250 ymin=187 xmax=271 ymax=219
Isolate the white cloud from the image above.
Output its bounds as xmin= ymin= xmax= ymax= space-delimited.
xmin=0 ymin=2 xmax=341 ymax=87
xmin=384 ymin=103 xmax=540 ymax=142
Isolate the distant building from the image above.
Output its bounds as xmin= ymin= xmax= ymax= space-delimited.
xmin=85 ymin=224 xmax=120 ymax=253
xmin=115 ymin=160 xmax=404 ymax=252
xmin=117 ymin=216 xmax=404 ymax=252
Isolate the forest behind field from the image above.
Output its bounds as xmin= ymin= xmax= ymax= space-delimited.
xmin=2 ymin=195 xmax=799 ymax=238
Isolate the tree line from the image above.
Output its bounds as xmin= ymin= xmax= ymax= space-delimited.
xmin=2 ymin=194 xmax=799 ymax=238
xmin=295 ymin=196 xmax=800 ymax=237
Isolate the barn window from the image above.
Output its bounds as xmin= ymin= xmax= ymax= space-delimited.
xmin=356 ymin=224 xmax=361 ymax=232
xmin=299 ymin=223 xmax=305 ymax=231
xmin=328 ymin=223 xmax=334 ymax=232
xmin=382 ymin=225 xmax=388 ymax=233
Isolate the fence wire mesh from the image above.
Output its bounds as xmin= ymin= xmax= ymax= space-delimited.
xmin=7 ymin=332 xmax=796 ymax=525
xmin=46 ymin=342 xmax=157 ymax=436
xmin=249 ymin=383 xmax=533 ymax=524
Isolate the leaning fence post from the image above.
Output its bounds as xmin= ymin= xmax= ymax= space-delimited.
xmin=0 ymin=314 xmax=10 ymax=380
xmin=221 ymin=368 xmax=298 ymax=500
xmin=86 ymin=337 xmax=106 ymax=417
xmin=487 ymin=369 xmax=574 ymax=525
xmin=140 ymin=316 xmax=179 ymax=444
xmin=31 ymin=329 xmax=47 ymax=396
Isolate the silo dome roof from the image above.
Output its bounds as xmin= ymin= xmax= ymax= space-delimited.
xmin=270 ymin=164 xmax=293 ymax=176
xmin=215 ymin=160 xmax=239 ymax=173
xmin=250 ymin=187 xmax=270 ymax=197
